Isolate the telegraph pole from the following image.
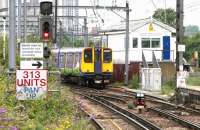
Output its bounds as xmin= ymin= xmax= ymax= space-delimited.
xmin=54 ymin=0 xmax=58 ymax=45
xmin=176 ymin=0 xmax=184 ymax=71
xmin=83 ymin=18 xmax=88 ymax=47
xmin=18 ymin=0 xmax=21 ymax=43
xmin=9 ymin=0 xmax=16 ymax=70
xmin=24 ymin=0 xmax=27 ymax=42
xmin=125 ymin=2 xmax=129 ymax=86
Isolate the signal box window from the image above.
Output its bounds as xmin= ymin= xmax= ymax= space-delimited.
xmin=103 ymin=49 xmax=112 ymax=63
xmin=142 ymin=38 xmax=150 ymax=48
xmin=84 ymin=49 xmax=92 ymax=63
xmin=133 ymin=38 xmax=138 ymax=48
xmin=152 ymin=38 xmax=160 ymax=48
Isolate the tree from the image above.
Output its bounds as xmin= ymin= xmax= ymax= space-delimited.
xmin=153 ymin=8 xmax=176 ymax=27
xmin=184 ymin=25 xmax=199 ymax=36
xmin=183 ymin=33 xmax=200 ymax=65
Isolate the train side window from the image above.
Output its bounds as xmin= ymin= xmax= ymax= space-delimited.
xmin=84 ymin=49 xmax=92 ymax=63
xmin=103 ymin=49 xmax=112 ymax=63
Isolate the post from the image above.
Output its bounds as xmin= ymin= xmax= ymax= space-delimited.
xmin=3 ymin=17 xmax=6 ymax=62
xmin=59 ymin=21 xmax=62 ymax=48
xmin=176 ymin=0 xmax=184 ymax=71
xmin=125 ymin=2 xmax=129 ymax=86
xmin=24 ymin=0 xmax=27 ymax=42
xmin=9 ymin=0 xmax=16 ymax=70
xmin=18 ymin=0 xmax=21 ymax=43
xmin=164 ymin=0 xmax=167 ymax=24
xmin=54 ymin=0 xmax=58 ymax=45
xmin=57 ymin=20 xmax=62 ymax=68
xmin=83 ymin=18 xmax=88 ymax=47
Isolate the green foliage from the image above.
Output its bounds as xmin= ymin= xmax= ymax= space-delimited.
xmin=129 ymin=75 xmax=139 ymax=89
xmin=161 ymin=80 xmax=175 ymax=96
xmin=185 ymin=25 xmax=199 ymax=36
xmin=69 ymin=119 xmax=95 ymax=130
xmin=0 ymin=73 xmax=75 ymax=129
xmin=183 ymin=33 xmax=200 ymax=65
xmin=153 ymin=8 xmax=176 ymax=27
xmin=88 ymin=40 xmax=95 ymax=47
xmin=0 ymin=35 xmax=8 ymax=67
xmin=112 ymin=82 xmax=124 ymax=87
xmin=186 ymin=76 xmax=200 ymax=86
xmin=26 ymin=34 xmax=41 ymax=43
xmin=61 ymin=35 xmax=84 ymax=47
xmin=127 ymin=103 xmax=135 ymax=109
xmin=61 ymin=68 xmax=80 ymax=76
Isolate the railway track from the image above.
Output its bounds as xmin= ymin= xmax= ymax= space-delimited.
xmin=76 ymin=92 xmax=161 ymax=130
xmin=148 ymin=107 xmax=200 ymax=130
xmin=70 ymin=85 xmax=200 ymax=129
xmin=105 ymin=87 xmax=200 ymax=114
xmin=80 ymin=108 xmax=105 ymax=130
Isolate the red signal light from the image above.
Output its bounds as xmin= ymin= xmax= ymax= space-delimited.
xmin=44 ymin=32 xmax=49 ymax=38
xmin=43 ymin=32 xmax=50 ymax=41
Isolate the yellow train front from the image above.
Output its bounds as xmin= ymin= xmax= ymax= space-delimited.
xmin=80 ymin=47 xmax=113 ymax=88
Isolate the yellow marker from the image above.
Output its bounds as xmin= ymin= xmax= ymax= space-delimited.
xmin=109 ymin=119 xmax=122 ymax=130
xmin=148 ymin=23 xmax=154 ymax=32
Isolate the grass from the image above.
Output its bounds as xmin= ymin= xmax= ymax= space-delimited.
xmin=69 ymin=119 xmax=96 ymax=130
xmin=0 ymin=72 xmax=90 ymax=130
xmin=128 ymin=75 xmax=140 ymax=90
xmin=186 ymin=76 xmax=200 ymax=86
xmin=161 ymin=80 xmax=176 ymax=96
xmin=112 ymin=82 xmax=124 ymax=87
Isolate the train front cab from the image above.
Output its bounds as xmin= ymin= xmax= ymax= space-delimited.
xmin=80 ymin=47 xmax=113 ymax=87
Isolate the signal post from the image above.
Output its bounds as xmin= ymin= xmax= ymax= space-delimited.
xmin=40 ymin=1 xmax=53 ymax=69
xmin=16 ymin=1 xmax=53 ymax=100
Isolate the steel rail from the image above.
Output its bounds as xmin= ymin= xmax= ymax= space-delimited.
xmin=149 ymin=107 xmax=200 ymax=130
xmin=124 ymin=89 xmax=200 ymax=114
xmin=79 ymin=93 xmax=151 ymax=130
xmin=92 ymin=95 xmax=161 ymax=130
xmin=74 ymin=89 xmax=161 ymax=130
xmin=80 ymin=108 xmax=105 ymax=130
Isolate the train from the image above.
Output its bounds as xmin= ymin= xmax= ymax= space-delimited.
xmin=51 ymin=47 xmax=113 ymax=88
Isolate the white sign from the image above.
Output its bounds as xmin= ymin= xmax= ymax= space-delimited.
xmin=178 ymin=45 xmax=185 ymax=52
xmin=177 ymin=71 xmax=187 ymax=88
xmin=16 ymin=70 xmax=48 ymax=100
xmin=20 ymin=43 xmax=43 ymax=58
xmin=20 ymin=60 xmax=43 ymax=69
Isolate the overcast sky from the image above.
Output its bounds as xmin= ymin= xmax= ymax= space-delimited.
xmin=78 ymin=0 xmax=200 ymax=29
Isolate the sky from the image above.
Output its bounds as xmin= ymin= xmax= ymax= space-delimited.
xmin=78 ymin=0 xmax=200 ymax=29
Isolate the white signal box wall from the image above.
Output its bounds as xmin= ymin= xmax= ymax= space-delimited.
xmin=20 ymin=43 xmax=43 ymax=58
xmin=16 ymin=70 xmax=48 ymax=100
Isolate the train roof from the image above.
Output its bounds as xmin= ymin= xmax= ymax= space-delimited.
xmin=51 ymin=47 xmax=84 ymax=53
xmin=51 ymin=47 xmax=112 ymax=53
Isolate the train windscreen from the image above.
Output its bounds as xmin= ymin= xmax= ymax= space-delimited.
xmin=84 ymin=48 xmax=93 ymax=63
xmin=103 ymin=49 xmax=112 ymax=63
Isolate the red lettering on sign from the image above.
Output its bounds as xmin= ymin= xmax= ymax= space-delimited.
xmin=16 ymin=79 xmax=47 ymax=87
xmin=40 ymin=79 xmax=47 ymax=86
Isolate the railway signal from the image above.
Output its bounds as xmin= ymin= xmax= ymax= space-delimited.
xmin=40 ymin=16 xmax=53 ymax=42
xmin=43 ymin=46 xmax=51 ymax=59
xmin=40 ymin=1 xmax=53 ymax=15
xmin=40 ymin=1 xmax=53 ymax=42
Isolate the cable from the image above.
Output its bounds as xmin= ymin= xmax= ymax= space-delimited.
xmin=150 ymin=0 xmax=157 ymax=10
xmin=111 ymin=10 xmax=125 ymax=20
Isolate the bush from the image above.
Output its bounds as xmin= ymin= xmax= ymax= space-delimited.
xmin=186 ymin=76 xmax=200 ymax=86
xmin=161 ymin=80 xmax=176 ymax=95
xmin=0 ymin=73 xmax=75 ymax=129
xmin=129 ymin=75 xmax=139 ymax=89
xmin=61 ymin=68 xmax=80 ymax=76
